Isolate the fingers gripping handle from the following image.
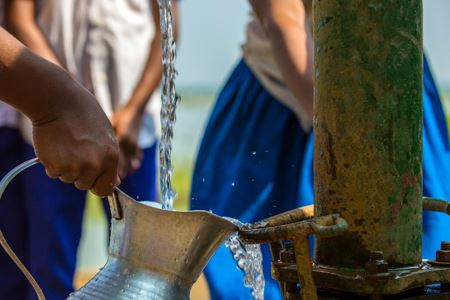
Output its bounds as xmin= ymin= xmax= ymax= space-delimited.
xmin=0 ymin=158 xmax=45 ymax=300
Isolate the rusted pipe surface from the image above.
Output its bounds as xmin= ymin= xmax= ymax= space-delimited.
xmin=314 ymin=0 xmax=423 ymax=268
xmin=423 ymin=197 xmax=450 ymax=215
xmin=239 ymin=214 xmax=347 ymax=244
xmin=253 ymin=205 xmax=314 ymax=228
xmin=293 ymin=239 xmax=317 ymax=300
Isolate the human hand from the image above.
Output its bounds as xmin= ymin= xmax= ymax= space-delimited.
xmin=0 ymin=30 xmax=120 ymax=196
xmin=32 ymin=86 xmax=120 ymax=197
xmin=111 ymin=104 xmax=144 ymax=178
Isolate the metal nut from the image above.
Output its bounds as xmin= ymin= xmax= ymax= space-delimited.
xmin=436 ymin=241 xmax=450 ymax=263
xmin=365 ymin=251 xmax=389 ymax=274
xmin=279 ymin=247 xmax=296 ymax=264
xmin=436 ymin=250 xmax=450 ymax=262
xmin=441 ymin=241 xmax=450 ymax=251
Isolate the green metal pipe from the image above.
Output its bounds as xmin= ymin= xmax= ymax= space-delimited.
xmin=314 ymin=0 xmax=423 ymax=268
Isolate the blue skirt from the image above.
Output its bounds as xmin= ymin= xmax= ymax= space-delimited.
xmin=190 ymin=60 xmax=312 ymax=299
xmin=422 ymin=56 xmax=450 ymax=259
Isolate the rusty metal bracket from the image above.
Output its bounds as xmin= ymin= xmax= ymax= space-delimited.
xmin=252 ymin=205 xmax=314 ymax=229
xmin=239 ymin=211 xmax=348 ymax=300
xmin=240 ymin=214 xmax=347 ymax=244
xmin=423 ymin=197 xmax=450 ymax=215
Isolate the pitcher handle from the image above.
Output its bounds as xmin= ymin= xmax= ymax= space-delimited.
xmin=108 ymin=189 xmax=123 ymax=220
xmin=0 ymin=158 xmax=45 ymax=300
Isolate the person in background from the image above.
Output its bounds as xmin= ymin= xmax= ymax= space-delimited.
xmin=2 ymin=0 xmax=177 ymax=299
xmin=190 ymin=0 xmax=314 ymax=299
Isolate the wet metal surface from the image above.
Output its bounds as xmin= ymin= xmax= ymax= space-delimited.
xmin=69 ymin=189 xmax=237 ymax=299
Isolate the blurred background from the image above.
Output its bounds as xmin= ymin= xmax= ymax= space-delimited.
xmin=75 ymin=0 xmax=450 ymax=297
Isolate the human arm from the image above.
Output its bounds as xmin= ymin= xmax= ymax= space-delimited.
xmin=250 ymin=0 xmax=314 ymax=119
xmin=6 ymin=0 xmax=62 ymax=66
xmin=0 ymin=27 xmax=119 ymax=196
xmin=111 ymin=0 xmax=179 ymax=177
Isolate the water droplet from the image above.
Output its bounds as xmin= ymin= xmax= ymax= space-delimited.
xmin=202 ymin=177 xmax=206 ymax=183
xmin=231 ymin=182 xmax=235 ymax=187
xmin=252 ymin=151 xmax=257 ymax=155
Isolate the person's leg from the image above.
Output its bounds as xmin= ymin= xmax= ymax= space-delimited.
xmin=0 ymin=127 xmax=28 ymax=299
xmin=22 ymin=145 xmax=86 ymax=300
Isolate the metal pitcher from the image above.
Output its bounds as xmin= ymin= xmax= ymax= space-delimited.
xmin=0 ymin=159 xmax=238 ymax=300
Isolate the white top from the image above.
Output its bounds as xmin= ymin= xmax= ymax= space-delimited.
xmin=0 ymin=1 xmax=20 ymax=129
xmin=21 ymin=0 xmax=161 ymax=147
xmin=242 ymin=5 xmax=312 ymax=131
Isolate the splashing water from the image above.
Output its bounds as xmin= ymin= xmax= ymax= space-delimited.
xmin=157 ymin=0 xmax=180 ymax=210
xmin=225 ymin=220 xmax=265 ymax=300
xmin=155 ymin=2 xmax=264 ymax=296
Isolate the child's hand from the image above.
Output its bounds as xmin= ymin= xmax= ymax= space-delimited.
xmin=0 ymin=29 xmax=120 ymax=196
xmin=32 ymin=87 xmax=120 ymax=197
xmin=111 ymin=104 xmax=144 ymax=178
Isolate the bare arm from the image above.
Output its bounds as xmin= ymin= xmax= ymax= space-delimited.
xmin=127 ymin=0 xmax=179 ymax=113
xmin=6 ymin=0 xmax=62 ymax=66
xmin=250 ymin=0 xmax=314 ymax=119
xmin=111 ymin=0 xmax=179 ymax=177
xmin=0 ymin=27 xmax=119 ymax=196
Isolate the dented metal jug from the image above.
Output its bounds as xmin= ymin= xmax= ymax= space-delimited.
xmin=68 ymin=189 xmax=237 ymax=299
xmin=0 ymin=159 xmax=237 ymax=300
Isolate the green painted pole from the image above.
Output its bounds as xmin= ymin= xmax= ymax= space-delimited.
xmin=314 ymin=0 xmax=423 ymax=268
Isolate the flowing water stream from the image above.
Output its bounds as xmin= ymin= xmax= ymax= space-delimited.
xmin=157 ymin=0 xmax=180 ymax=210
xmin=156 ymin=0 xmax=265 ymax=297
xmin=225 ymin=220 xmax=265 ymax=300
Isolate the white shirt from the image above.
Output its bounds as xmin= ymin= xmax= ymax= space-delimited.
xmin=0 ymin=1 xmax=20 ymax=129
xmin=242 ymin=7 xmax=312 ymax=131
xmin=22 ymin=0 xmax=161 ymax=147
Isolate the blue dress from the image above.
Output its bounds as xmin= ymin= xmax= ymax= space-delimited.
xmin=190 ymin=60 xmax=313 ymax=299
xmin=190 ymin=56 xmax=450 ymax=298
xmin=422 ymin=56 xmax=450 ymax=259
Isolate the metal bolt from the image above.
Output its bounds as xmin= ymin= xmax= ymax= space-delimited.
xmin=441 ymin=241 xmax=450 ymax=250
xmin=279 ymin=247 xmax=296 ymax=264
xmin=368 ymin=251 xmax=384 ymax=262
xmin=436 ymin=241 xmax=450 ymax=262
xmin=365 ymin=251 xmax=389 ymax=275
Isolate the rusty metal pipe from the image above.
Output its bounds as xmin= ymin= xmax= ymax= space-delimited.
xmin=423 ymin=197 xmax=450 ymax=214
xmin=293 ymin=239 xmax=317 ymax=300
xmin=239 ymin=214 xmax=347 ymax=244
xmin=314 ymin=0 xmax=423 ymax=268
xmin=252 ymin=205 xmax=314 ymax=228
